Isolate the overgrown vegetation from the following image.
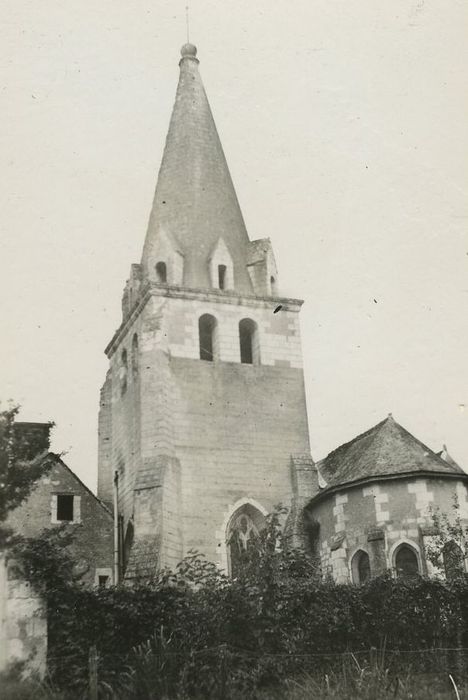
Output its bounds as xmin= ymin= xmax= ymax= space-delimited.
xmin=6 ymin=507 xmax=467 ymax=699
xmin=3 ymin=407 xmax=468 ymax=697
xmin=427 ymin=495 xmax=468 ymax=579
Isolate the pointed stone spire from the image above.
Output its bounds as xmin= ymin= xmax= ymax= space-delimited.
xmin=141 ymin=44 xmax=253 ymax=293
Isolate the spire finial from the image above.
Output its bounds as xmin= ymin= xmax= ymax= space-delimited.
xmin=180 ymin=4 xmax=197 ymax=61
xmin=185 ymin=4 xmax=190 ymax=44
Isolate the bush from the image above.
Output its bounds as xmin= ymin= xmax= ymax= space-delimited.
xmin=16 ymin=508 xmax=468 ymax=698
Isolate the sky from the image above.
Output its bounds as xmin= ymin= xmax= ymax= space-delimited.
xmin=1 ymin=0 xmax=467 ymax=490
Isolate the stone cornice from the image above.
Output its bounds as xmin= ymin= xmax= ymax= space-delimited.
xmin=105 ymin=282 xmax=304 ymax=358
xmin=305 ymin=469 xmax=468 ymax=509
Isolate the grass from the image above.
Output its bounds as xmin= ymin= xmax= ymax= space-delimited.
xmin=1 ymin=656 xmax=468 ymax=699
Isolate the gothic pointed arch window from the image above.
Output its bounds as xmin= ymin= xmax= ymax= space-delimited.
xmin=351 ymin=549 xmax=371 ymax=585
xmin=394 ymin=543 xmax=420 ymax=578
xmin=199 ymin=314 xmax=218 ymax=361
xmin=227 ymin=503 xmax=266 ymax=578
xmin=443 ymin=541 xmax=465 ymax=580
xmin=239 ymin=318 xmax=260 ymax=365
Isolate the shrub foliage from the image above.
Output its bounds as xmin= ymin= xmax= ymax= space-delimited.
xmin=14 ymin=508 xmax=468 ymax=699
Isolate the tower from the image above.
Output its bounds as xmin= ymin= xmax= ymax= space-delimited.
xmin=97 ymin=44 xmax=313 ymax=578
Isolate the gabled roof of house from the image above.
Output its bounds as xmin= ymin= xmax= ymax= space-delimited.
xmin=316 ymin=415 xmax=465 ymax=497
xmin=45 ymin=453 xmax=113 ymax=518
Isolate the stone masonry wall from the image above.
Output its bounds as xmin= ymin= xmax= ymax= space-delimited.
xmin=309 ymin=477 xmax=468 ymax=583
xmin=171 ymin=358 xmax=310 ymax=569
xmin=101 ymin=287 xmax=310 ymax=573
xmin=0 ymin=556 xmax=47 ymax=677
xmin=8 ymin=458 xmax=114 ymax=586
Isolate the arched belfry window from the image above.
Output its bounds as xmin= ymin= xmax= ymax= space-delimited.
xmin=351 ymin=549 xmax=371 ymax=585
xmin=199 ymin=314 xmax=218 ymax=362
xmin=239 ymin=318 xmax=259 ymax=365
xmin=443 ymin=541 xmax=465 ymax=580
xmin=120 ymin=349 xmax=128 ymax=396
xmin=394 ymin=544 xmax=420 ymax=578
xmin=227 ymin=504 xmax=266 ymax=578
xmin=131 ymin=334 xmax=139 ymax=377
xmin=155 ymin=261 xmax=167 ymax=284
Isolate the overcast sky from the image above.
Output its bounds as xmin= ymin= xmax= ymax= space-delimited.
xmin=1 ymin=0 xmax=467 ymax=489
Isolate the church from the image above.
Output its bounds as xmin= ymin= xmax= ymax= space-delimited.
xmin=97 ymin=44 xmax=468 ymax=584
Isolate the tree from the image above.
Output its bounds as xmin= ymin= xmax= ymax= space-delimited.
xmin=0 ymin=405 xmax=55 ymax=545
xmin=426 ymin=495 xmax=468 ymax=580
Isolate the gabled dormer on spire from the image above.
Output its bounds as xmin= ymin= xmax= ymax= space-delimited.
xmin=141 ymin=44 xmax=254 ymax=293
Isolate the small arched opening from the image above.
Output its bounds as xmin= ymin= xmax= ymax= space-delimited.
xmin=155 ymin=261 xmax=167 ymax=284
xmin=394 ymin=543 xmax=420 ymax=579
xmin=131 ymin=334 xmax=139 ymax=377
xmin=199 ymin=314 xmax=218 ymax=362
xmin=351 ymin=549 xmax=371 ymax=585
xmin=270 ymin=275 xmax=277 ymax=295
xmin=123 ymin=520 xmax=134 ymax=576
xmin=443 ymin=541 xmax=465 ymax=580
xmin=226 ymin=504 xmax=266 ymax=578
xmin=120 ymin=349 xmax=128 ymax=396
xmin=239 ymin=318 xmax=259 ymax=365
xmin=218 ymin=265 xmax=227 ymax=290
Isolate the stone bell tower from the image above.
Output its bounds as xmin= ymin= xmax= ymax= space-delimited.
xmin=97 ymin=44 xmax=314 ymax=579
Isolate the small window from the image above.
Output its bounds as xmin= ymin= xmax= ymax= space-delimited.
xmin=131 ymin=334 xmax=139 ymax=377
xmin=239 ymin=318 xmax=259 ymax=365
xmin=155 ymin=261 xmax=167 ymax=284
xmin=199 ymin=314 xmax=217 ymax=362
xmin=395 ymin=544 xmax=419 ymax=578
xmin=218 ymin=265 xmax=227 ymax=290
xmin=94 ymin=567 xmax=112 ymax=588
xmin=57 ymin=494 xmax=74 ymax=522
xmin=120 ymin=349 xmax=128 ymax=395
xmin=351 ymin=550 xmax=371 ymax=585
xmin=270 ymin=276 xmax=277 ymax=295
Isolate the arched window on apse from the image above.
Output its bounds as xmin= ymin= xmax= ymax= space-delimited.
xmin=199 ymin=314 xmax=218 ymax=362
xmin=218 ymin=265 xmax=227 ymax=290
xmin=443 ymin=541 xmax=465 ymax=580
xmin=131 ymin=334 xmax=139 ymax=377
xmin=120 ymin=349 xmax=128 ymax=396
xmin=239 ymin=318 xmax=259 ymax=365
xmin=394 ymin=544 xmax=420 ymax=578
xmin=155 ymin=261 xmax=167 ymax=284
xmin=351 ymin=549 xmax=371 ymax=585
xmin=270 ymin=275 xmax=277 ymax=295
xmin=227 ymin=504 xmax=266 ymax=578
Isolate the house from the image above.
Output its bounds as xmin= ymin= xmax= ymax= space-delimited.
xmin=8 ymin=422 xmax=114 ymax=587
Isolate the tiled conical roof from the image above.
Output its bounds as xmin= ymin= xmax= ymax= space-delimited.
xmin=319 ymin=414 xmax=465 ymax=491
xmin=141 ymin=44 xmax=253 ymax=292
